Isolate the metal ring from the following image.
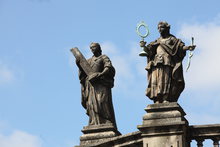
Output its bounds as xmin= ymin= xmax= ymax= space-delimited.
xmin=136 ymin=21 xmax=150 ymax=39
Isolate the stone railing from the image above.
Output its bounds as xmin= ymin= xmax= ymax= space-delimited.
xmin=189 ymin=124 xmax=220 ymax=147
xmin=91 ymin=131 xmax=142 ymax=147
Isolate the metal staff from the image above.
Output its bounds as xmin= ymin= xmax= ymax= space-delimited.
xmin=186 ymin=37 xmax=194 ymax=72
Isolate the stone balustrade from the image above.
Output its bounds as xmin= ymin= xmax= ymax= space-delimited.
xmin=189 ymin=124 xmax=220 ymax=147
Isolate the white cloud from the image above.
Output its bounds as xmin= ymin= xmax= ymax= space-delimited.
xmin=101 ymin=41 xmax=146 ymax=78
xmin=177 ymin=20 xmax=220 ymax=90
xmin=0 ymin=130 xmax=42 ymax=147
xmin=0 ymin=62 xmax=15 ymax=84
xmin=177 ymin=17 xmax=220 ymax=126
xmin=101 ymin=42 xmax=147 ymax=94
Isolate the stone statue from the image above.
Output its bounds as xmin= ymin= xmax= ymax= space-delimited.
xmin=139 ymin=21 xmax=196 ymax=103
xmin=71 ymin=43 xmax=117 ymax=128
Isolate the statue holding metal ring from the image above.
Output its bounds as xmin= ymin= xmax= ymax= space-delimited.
xmin=138 ymin=21 xmax=196 ymax=104
xmin=136 ymin=21 xmax=150 ymax=56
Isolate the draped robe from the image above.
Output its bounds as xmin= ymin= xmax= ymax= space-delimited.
xmin=144 ymin=35 xmax=186 ymax=102
xmin=79 ymin=54 xmax=117 ymax=127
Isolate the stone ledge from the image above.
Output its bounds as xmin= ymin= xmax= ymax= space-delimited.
xmin=145 ymin=102 xmax=186 ymax=116
xmin=80 ymin=131 xmax=117 ymax=141
xmin=89 ymin=131 xmax=142 ymax=147
xmin=138 ymin=121 xmax=186 ymax=128
xmin=78 ymin=124 xmax=121 ymax=146
xmin=189 ymin=124 xmax=220 ymax=140
xmin=82 ymin=124 xmax=120 ymax=135
xmin=143 ymin=110 xmax=182 ymax=120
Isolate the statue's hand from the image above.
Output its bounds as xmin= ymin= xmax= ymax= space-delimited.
xmin=183 ymin=45 xmax=196 ymax=51
xmin=140 ymin=41 xmax=147 ymax=47
xmin=88 ymin=72 xmax=100 ymax=83
xmin=188 ymin=45 xmax=196 ymax=51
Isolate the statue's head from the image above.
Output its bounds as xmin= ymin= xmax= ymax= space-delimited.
xmin=157 ymin=21 xmax=170 ymax=35
xmin=90 ymin=42 xmax=102 ymax=55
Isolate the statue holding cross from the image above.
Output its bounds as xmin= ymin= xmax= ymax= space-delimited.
xmin=71 ymin=43 xmax=117 ymax=128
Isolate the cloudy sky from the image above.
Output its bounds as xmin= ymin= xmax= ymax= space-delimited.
xmin=1 ymin=0 xmax=220 ymax=147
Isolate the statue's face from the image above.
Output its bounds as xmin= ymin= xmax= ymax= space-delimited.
xmin=90 ymin=44 xmax=99 ymax=54
xmin=158 ymin=24 xmax=167 ymax=35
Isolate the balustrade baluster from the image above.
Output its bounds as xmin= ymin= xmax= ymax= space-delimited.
xmin=187 ymin=140 xmax=191 ymax=147
xmin=212 ymin=138 xmax=219 ymax=147
xmin=196 ymin=139 xmax=204 ymax=147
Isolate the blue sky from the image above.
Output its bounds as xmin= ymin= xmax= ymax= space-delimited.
xmin=1 ymin=0 xmax=220 ymax=147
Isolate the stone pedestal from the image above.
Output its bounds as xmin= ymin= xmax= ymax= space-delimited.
xmin=77 ymin=124 xmax=121 ymax=147
xmin=138 ymin=102 xmax=189 ymax=147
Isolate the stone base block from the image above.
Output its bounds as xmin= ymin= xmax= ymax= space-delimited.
xmin=138 ymin=102 xmax=189 ymax=147
xmin=77 ymin=124 xmax=121 ymax=147
xmin=143 ymin=135 xmax=183 ymax=147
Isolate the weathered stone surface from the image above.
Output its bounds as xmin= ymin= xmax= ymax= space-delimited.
xmin=78 ymin=124 xmax=121 ymax=146
xmin=81 ymin=124 xmax=119 ymax=134
xmin=140 ymin=102 xmax=188 ymax=126
xmin=80 ymin=131 xmax=116 ymax=141
xmin=82 ymin=131 xmax=142 ymax=147
xmin=189 ymin=124 xmax=220 ymax=140
xmin=142 ymin=135 xmax=184 ymax=147
xmin=138 ymin=102 xmax=189 ymax=147
xmin=143 ymin=110 xmax=182 ymax=120
xmin=145 ymin=102 xmax=186 ymax=114
xmin=79 ymin=131 xmax=117 ymax=146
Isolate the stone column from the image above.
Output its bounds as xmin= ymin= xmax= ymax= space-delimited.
xmin=137 ymin=102 xmax=189 ymax=147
